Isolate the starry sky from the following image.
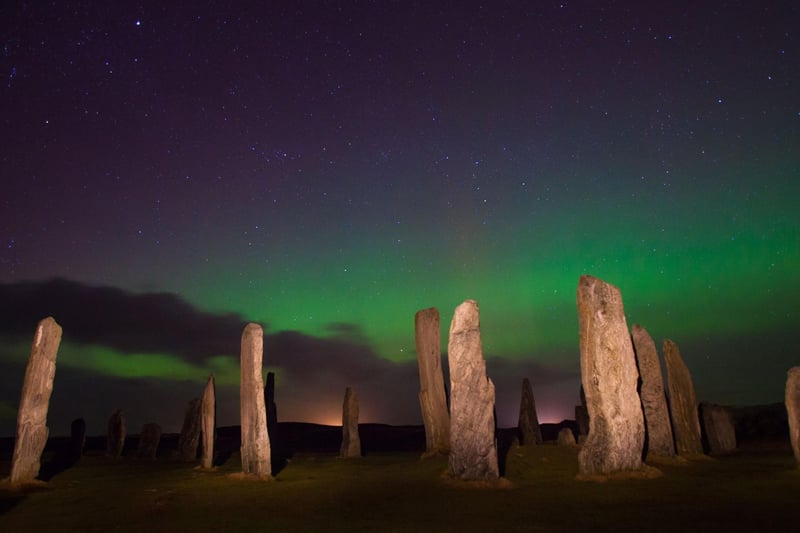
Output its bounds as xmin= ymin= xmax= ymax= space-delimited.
xmin=1 ymin=1 xmax=798 ymax=437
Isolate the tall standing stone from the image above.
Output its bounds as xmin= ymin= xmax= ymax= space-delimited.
xmin=70 ymin=418 xmax=86 ymax=459
xmin=339 ymin=387 xmax=362 ymax=458
xmin=787 ymin=367 xmax=800 ymax=467
xmin=518 ymin=377 xmax=543 ymax=445
xmin=414 ymin=307 xmax=450 ymax=456
xmin=447 ymin=300 xmax=499 ymax=480
xmin=631 ymin=324 xmax=675 ymax=458
xmin=107 ymin=409 xmax=126 ymax=457
xmin=200 ymin=374 xmax=216 ymax=469
xmin=576 ymin=275 xmax=644 ymax=476
xmin=240 ymin=323 xmax=271 ymax=478
xmin=176 ymin=398 xmax=202 ymax=461
xmin=9 ymin=317 xmax=62 ymax=484
xmin=699 ymin=402 xmax=736 ymax=454
xmin=663 ymin=339 xmax=703 ymax=456
xmin=137 ymin=423 xmax=162 ymax=459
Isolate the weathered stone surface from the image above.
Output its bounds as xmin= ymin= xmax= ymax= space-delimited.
xmin=339 ymin=387 xmax=362 ymax=458
xmin=557 ymin=427 xmax=577 ymax=446
xmin=137 ymin=423 xmax=162 ymax=459
xmin=785 ymin=367 xmax=800 ymax=467
xmin=240 ymin=323 xmax=271 ymax=478
xmin=576 ymin=275 xmax=644 ymax=476
xmin=631 ymin=324 xmax=675 ymax=458
xmin=10 ymin=317 xmax=62 ymax=484
xmin=265 ymin=371 xmax=278 ymax=444
xmin=200 ymin=374 xmax=216 ymax=469
xmin=414 ymin=307 xmax=450 ymax=456
xmin=447 ymin=300 xmax=499 ymax=480
xmin=70 ymin=418 xmax=86 ymax=459
xmin=700 ymin=402 xmax=736 ymax=454
xmin=107 ymin=409 xmax=126 ymax=457
xmin=518 ymin=378 xmax=543 ymax=445
xmin=176 ymin=398 xmax=202 ymax=461
xmin=663 ymin=339 xmax=704 ymax=456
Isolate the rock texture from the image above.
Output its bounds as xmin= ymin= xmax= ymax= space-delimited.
xmin=414 ymin=307 xmax=450 ymax=456
xmin=663 ymin=339 xmax=703 ymax=456
xmin=785 ymin=367 xmax=800 ymax=467
xmin=200 ymin=374 xmax=216 ymax=469
xmin=700 ymin=402 xmax=736 ymax=454
xmin=631 ymin=324 xmax=675 ymax=458
xmin=107 ymin=409 xmax=126 ymax=457
xmin=518 ymin=378 xmax=543 ymax=445
xmin=70 ymin=418 xmax=86 ymax=459
xmin=240 ymin=323 xmax=271 ymax=478
xmin=176 ymin=398 xmax=202 ymax=461
xmin=447 ymin=300 xmax=499 ymax=480
xmin=137 ymin=423 xmax=161 ymax=459
xmin=557 ymin=427 xmax=577 ymax=446
xmin=576 ymin=275 xmax=644 ymax=476
xmin=340 ymin=387 xmax=362 ymax=458
xmin=10 ymin=317 xmax=62 ymax=484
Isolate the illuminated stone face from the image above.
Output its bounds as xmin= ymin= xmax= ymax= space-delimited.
xmin=785 ymin=367 xmax=800 ymax=467
xmin=239 ymin=323 xmax=271 ymax=478
xmin=415 ymin=307 xmax=450 ymax=457
xmin=339 ymin=387 xmax=361 ymax=458
xmin=664 ymin=339 xmax=704 ymax=457
xmin=632 ymin=324 xmax=675 ymax=458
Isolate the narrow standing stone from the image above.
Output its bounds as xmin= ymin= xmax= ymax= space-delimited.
xmin=447 ymin=300 xmax=499 ymax=480
xmin=414 ymin=307 xmax=450 ymax=457
xmin=787 ymin=367 xmax=800 ymax=468
xmin=10 ymin=317 xmax=62 ymax=484
xmin=576 ymin=275 xmax=644 ymax=476
xmin=200 ymin=374 xmax=216 ymax=469
xmin=631 ymin=324 xmax=675 ymax=458
xmin=339 ymin=387 xmax=362 ymax=458
xmin=70 ymin=418 xmax=86 ymax=459
xmin=518 ymin=377 xmax=543 ymax=445
xmin=137 ymin=423 xmax=161 ymax=459
xmin=575 ymin=386 xmax=590 ymax=442
xmin=107 ymin=409 xmax=126 ymax=457
xmin=700 ymin=402 xmax=736 ymax=454
xmin=663 ymin=339 xmax=704 ymax=457
xmin=240 ymin=323 xmax=271 ymax=478
xmin=176 ymin=398 xmax=202 ymax=461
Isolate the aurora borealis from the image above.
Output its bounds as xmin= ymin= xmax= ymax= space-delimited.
xmin=1 ymin=2 xmax=798 ymax=436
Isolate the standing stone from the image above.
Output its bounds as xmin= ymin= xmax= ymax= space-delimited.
xmin=176 ymin=398 xmax=202 ymax=461
xmin=265 ymin=371 xmax=278 ymax=444
xmin=557 ymin=427 xmax=577 ymax=446
xmin=787 ymin=367 xmax=800 ymax=467
xmin=240 ymin=323 xmax=271 ymax=478
xmin=663 ymin=339 xmax=703 ymax=456
xmin=200 ymin=374 xmax=216 ymax=469
xmin=700 ymin=402 xmax=736 ymax=454
xmin=447 ymin=300 xmax=499 ymax=480
xmin=518 ymin=378 xmax=543 ymax=445
xmin=414 ymin=307 xmax=450 ymax=457
xmin=137 ymin=423 xmax=161 ymax=459
xmin=70 ymin=418 xmax=87 ymax=459
xmin=339 ymin=387 xmax=362 ymax=458
xmin=631 ymin=324 xmax=675 ymax=458
xmin=107 ymin=409 xmax=126 ymax=457
xmin=575 ymin=385 xmax=590 ymax=442
xmin=576 ymin=275 xmax=644 ymax=476
xmin=10 ymin=317 xmax=62 ymax=484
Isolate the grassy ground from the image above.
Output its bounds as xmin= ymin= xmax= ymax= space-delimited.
xmin=1 ymin=444 xmax=798 ymax=532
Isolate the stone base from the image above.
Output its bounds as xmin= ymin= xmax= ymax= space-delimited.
xmin=227 ymin=472 xmax=273 ymax=482
xmin=575 ymin=464 xmax=663 ymax=482
xmin=441 ymin=471 xmax=514 ymax=489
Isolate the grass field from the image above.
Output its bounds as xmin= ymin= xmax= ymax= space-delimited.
xmin=1 ymin=438 xmax=797 ymax=532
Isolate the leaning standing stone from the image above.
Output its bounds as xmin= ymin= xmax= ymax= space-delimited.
xmin=176 ymin=398 xmax=202 ymax=461
xmin=107 ymin=409 xmax=126 ymax=457
xmin=137 ymin=423 xmax=162 ymax=459
xmin=700 ymin=402 xmax=736 ymax=454
xmin=785 ymin=367 xmax=800 ymax=467
xmin=576 ymin=275 xmax=644 ymax=476
xmin=200 ymin=374 xmax=216 ymax=469
xmin=240 ymin=323 xmax=271 ymax=478
xmin=447 ymin=300 xmax=499 ymax=480
xmin=339 ymin=387 xmax=362 ymax=458
xmin=518 ymin=377 xmax=543 ymax=445
xmin=631 ymin=324 xmax=675 ymax=458
xmin=663 ymin=339 xmax=704 ymax=457
xmin=415 ymin=307 xmax=450 ymax=457
xmin=9 ymin=317 xmax=62 ymax=485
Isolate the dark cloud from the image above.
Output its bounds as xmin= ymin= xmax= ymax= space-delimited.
xmin=0 ymin=278 xmax=248 ymax=362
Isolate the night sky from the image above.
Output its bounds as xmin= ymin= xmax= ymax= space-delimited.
xmin=1 ymin=1 xmax=798 ymax=436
